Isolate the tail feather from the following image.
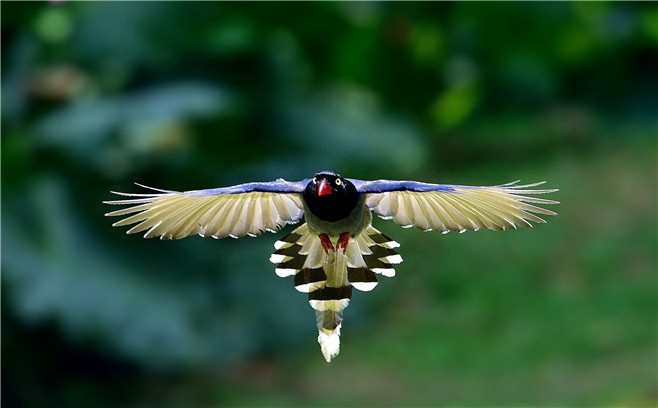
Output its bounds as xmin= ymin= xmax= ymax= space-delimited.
xmin=318 ymin=327 xmax=341 ymax=362
xmin=270 ymin=223 xmax=402 ymax=361
xmin=347 ymin=267 xmax=378 ymax=292
xmin=294 ymin=267 xmax=327 ymax=293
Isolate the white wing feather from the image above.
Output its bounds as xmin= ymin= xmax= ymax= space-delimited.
xmin=105 ymin=189 xmax=304 ymax=240
xmin=365 ymin=181 xmax=558 ymax=233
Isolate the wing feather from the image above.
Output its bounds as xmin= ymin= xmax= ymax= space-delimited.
xmin=419 ymin=194 xmax=449 ymax=231
xmin=364 ymin=181 xmax=558 ymax=233
xmin=236 ymin=195 xmax=257 ymax=237
xmin=149 ymin=196 xmax=218 ymax=238
xmin=163 ymin=197 xmax=219 ymax=237
xmin=125 ymin=196 xmax=198 ymax=234
xmin=451 ymin=193 xmax=514 ymax=230
xmin=200 ymin=197 xmax=234 ymax=237
xmin=197 ymin=199 xmax=227 ymax=235
xmin=105 ymin=182 xmax=306 ymax=240
xmin=410 ymin=194 xmax=432 ymax=231
xmin=443 ymin=192 xmax=519 ymax=230
xmin=458 ymin=191 xmax=544 ymax=226
xmin=214 ymin=197 xmax=244 ymax=238
xmin=169 ymin=195 xmax=225 ymax=239
xmin=272 ymin=194 xmax=292 ymax=221
xmin=425 ymin=192 xmax=463 ymax=231
xmin=108 ymin=195 xmax=188 ymax=226
xmin=282 ymin=194 xmax=304 ymax=221
xmin=394 ymin=193 xmax=412 ymax=227
xmin=435 ymin=193 xmax=481 ymax=231
xmin=265 ymin=195 xmax=283 ymax=231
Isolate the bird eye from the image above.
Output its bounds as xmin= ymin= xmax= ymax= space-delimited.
xmin=313 ymin=177 xmax=317 ymax=184
xmin=335 ymin=179 xmax=342 ymax=186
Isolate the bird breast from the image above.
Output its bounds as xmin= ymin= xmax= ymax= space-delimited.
xmin=303 ymin=196 xmax=371 ymax=238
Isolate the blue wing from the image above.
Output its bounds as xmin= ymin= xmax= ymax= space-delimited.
xmin=349 ymin=178 xmax=559 ymax=232
xmin=348 ymin=178 xmax=460 ymax=193
xmin=139 ymin=178 xmax=311 ymax=196
xmin=105 ymin=178 xmax=310 ymax=240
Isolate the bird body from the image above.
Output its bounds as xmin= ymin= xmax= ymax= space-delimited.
xmin=105 ymin=171 xmax=558 ymax=362
xmin=302 ymin=195 xmax=371 ymax=239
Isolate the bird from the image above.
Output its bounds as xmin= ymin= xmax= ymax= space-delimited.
xmin=104 ymin=171 xmax=558 ymax=362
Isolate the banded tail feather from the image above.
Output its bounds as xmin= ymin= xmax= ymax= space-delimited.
xmin=269 ymin=224 xmax=402 ymax=362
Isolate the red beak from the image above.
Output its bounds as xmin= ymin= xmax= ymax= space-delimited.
xmin=318 ymin=179 xmax=332 ymax=196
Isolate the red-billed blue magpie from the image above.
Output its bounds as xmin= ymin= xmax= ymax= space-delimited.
xmin=105 ymin=171 xmax=558 ymax=361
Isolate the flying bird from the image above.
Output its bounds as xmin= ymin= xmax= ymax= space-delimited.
xmin=105 ymin=171 xmax=558 ymax=362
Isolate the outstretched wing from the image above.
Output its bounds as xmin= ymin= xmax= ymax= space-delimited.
xmin=105 ymin=179 xmax=310 ymax=240
xmin=349 ymin=179 xmax=558 ymax=233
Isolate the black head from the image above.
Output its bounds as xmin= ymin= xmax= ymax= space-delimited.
xmin=303 ymin=171 xmax=359 ymax=222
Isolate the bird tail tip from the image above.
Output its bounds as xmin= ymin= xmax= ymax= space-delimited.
xmin=318 ymin=326 xmax=341 ymax=362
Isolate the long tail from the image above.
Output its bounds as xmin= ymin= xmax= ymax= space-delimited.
xmin=270 ymin=223 xmax=402 ymax=362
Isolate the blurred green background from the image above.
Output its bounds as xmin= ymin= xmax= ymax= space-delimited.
xmin=2 ymin=2 xmax=657 ymax=407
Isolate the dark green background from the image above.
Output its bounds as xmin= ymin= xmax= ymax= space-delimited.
xmin=2 ymin=2 xmax=656 ymax=406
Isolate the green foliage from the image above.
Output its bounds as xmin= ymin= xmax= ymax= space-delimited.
xmin=2 ymin=2 xmax=656 ymax=407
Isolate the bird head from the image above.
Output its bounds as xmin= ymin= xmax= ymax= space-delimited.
xmin=313 ymin=171 xmax=345 ymax=197
xmin=303 ymin=171 xmax=359 ymax=222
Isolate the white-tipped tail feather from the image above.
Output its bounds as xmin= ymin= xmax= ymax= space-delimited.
xmin=318 ymin=325 xmax=342 ymax=362
xmin=270 ymin=223 xmax=401 ymax=362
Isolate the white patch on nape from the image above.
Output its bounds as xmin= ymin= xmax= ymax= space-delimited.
xmin=383 ymin=254 xmax=403 ymax=264
xmin=318 ymin=325 xmax=341 ymax=362
xmin=275 ymin=268 xmax=297 ymax=277
xmin=372 ymin=267 xmax=396 ymax=277
xmin=269 ymin=254 xmax=291 ymax=264
xmin=351 ymin=281 xmax=378 ymax=292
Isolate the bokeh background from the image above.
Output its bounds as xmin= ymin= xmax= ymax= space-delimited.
xmin=2 ymin=2 xmax=657 ymax=407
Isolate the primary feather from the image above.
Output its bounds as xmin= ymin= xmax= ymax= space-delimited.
xmin=104 ymin=181 xmax=306 ymax=239
xmin=356 ymin=180 xmax=558 ymax=233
